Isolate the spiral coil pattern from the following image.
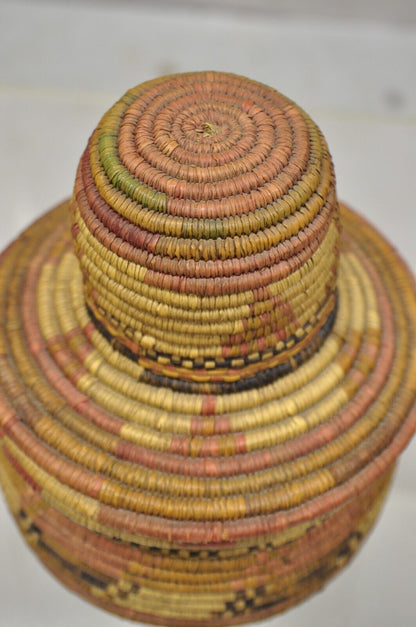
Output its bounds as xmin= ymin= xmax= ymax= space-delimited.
xmin=71 ymin=72 xmax=340 ymax=393
xmin=0 ymin=72 xmax=415 ymax=626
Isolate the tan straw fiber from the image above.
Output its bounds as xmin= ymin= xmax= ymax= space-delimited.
xmin=0 ymin=71 xmax=415 ymax=626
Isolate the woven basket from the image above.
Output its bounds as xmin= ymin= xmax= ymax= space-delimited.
xmin=0 ymin=71 xmax=415 ymax=626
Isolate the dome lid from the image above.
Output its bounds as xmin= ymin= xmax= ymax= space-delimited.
xmin=71 ymin=71 xmax=339 ymax=393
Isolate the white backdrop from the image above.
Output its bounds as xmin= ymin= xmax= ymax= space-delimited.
xmin=0 ymin=1 xmax=415 ymax=626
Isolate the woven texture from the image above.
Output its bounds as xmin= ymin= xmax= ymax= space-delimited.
xmin=0 ymin=71 xmax=415 ymax=626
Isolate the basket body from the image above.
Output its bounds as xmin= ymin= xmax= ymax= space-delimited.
xmin=0 ymin=72 xmax=415 ymax=626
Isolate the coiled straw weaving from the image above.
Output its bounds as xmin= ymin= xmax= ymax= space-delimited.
xmin=0 ymin=71 xmax=415 ymax=626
